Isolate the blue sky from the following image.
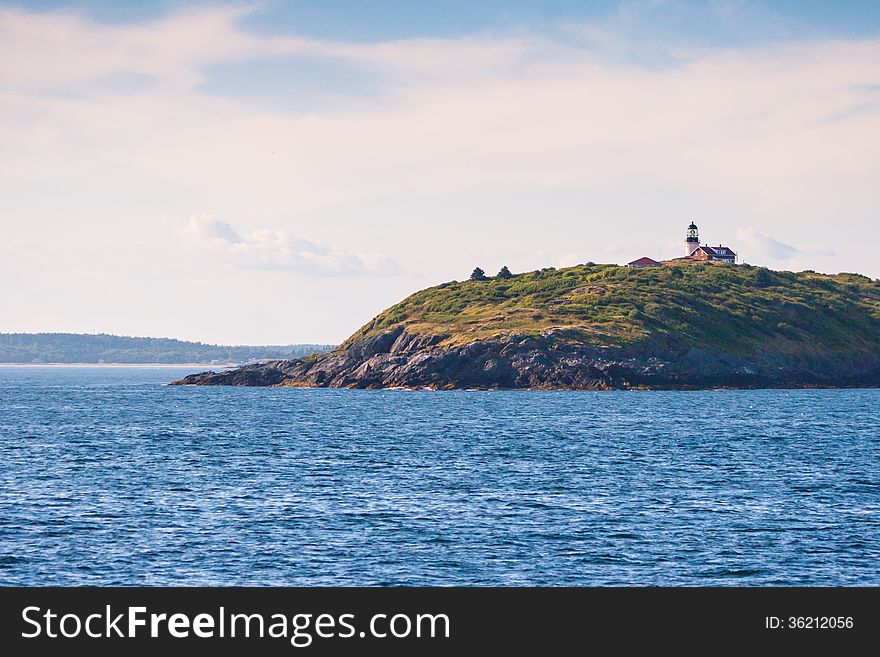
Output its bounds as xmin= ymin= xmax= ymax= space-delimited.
xmin=12 ymin=1 xmax=880 ymax=41
xmin=1 ymin=1 xmax=879 ymax=343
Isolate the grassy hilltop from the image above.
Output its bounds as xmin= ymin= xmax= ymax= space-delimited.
xmin=345 ymin=261 xmax=880 ymax=357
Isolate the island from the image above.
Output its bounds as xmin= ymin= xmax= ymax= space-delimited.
xmin=171 ymin=261 xmax=880 ymax=390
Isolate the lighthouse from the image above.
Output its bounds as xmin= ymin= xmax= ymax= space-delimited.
xmin=685 ymin=222 xmax=700 ymax=256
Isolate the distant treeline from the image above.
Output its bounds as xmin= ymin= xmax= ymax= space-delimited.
xmin=0 ymin=333 xmax=335 ymax=364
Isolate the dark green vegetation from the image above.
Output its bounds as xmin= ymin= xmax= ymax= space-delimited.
xmin=0 ymin=333 xmax=334 ymax=364
xmin=346 ymin=261 xmax=880 ymax=356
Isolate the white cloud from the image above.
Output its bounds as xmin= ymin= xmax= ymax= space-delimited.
xmin=735 ymin=228 xmax=799 ymax=260
xmin=735 ymin=227 xmax=836 ymax=265
xmin=177 ymin=214 xmax=400 ymax=276
xmin=2 ymin=5 xmax=877 ymax=217
xmin=0 ymin=5 xmax=318 ymax=93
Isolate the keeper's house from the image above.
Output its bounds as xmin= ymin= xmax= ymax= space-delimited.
xmin=687 ymin=245 xmax=737 ymax=263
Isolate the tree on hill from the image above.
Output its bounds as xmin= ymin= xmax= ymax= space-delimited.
xmin=470 ymin=267 xmax=488 ymax=281
xmin=497 ymin=265 xmax=513 ymax=279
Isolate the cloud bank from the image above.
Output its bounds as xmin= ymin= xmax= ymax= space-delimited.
xmin=178 ymin=215 xmax=399 ymax=275
xmin=735 ymin=228 xmax=835 ymax=263
xmin=2 ymin=3 xmax=879 ymax=342
xmin=1 ymin=4 xmax=877 ymax=220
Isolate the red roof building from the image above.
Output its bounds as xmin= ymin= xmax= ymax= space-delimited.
xmin=627 ymin=257 xmax=662 ymax=268
xmin=688 ymin=245 xmax=737 ymax=263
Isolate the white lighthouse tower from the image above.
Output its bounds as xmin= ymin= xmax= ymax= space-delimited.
xmin=685 ymin=222 xmax=700 ymax=256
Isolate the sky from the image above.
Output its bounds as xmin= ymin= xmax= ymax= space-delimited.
xmin=2 ymin=1 xmax=879 ymax=345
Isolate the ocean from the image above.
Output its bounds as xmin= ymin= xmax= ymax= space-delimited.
xmin=1 ymin=366 xmax=878 ymax=586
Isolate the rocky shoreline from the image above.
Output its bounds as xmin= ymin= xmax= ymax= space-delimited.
xmin=170 ymin=327 xmax=880 ymax=390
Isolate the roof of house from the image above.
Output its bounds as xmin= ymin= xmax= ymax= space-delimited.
xmin=627 ymin=257 xmax=662 ymax=266
xmin=692 ymin=245 xmax=737 ymax=257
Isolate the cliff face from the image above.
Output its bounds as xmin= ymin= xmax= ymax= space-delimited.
xmin=171 ymin=263 xmax=880 ymax=390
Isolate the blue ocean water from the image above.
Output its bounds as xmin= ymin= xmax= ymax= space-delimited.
xmin=0 ymin=366 xmax=878 ymax=586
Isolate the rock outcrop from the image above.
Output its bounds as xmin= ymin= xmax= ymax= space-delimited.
xmin=170 ymin=326 xmax=880 ymax=389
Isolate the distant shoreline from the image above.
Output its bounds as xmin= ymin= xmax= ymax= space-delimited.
xmin=0 ymin=333 xmax=335 ymax=366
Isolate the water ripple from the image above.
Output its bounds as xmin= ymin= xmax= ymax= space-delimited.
xmin=0 ymin=366 xmax=878 ymax=586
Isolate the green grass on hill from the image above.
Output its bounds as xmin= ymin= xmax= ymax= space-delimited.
xmin=343 ymin=261 xmax=880 ymax=356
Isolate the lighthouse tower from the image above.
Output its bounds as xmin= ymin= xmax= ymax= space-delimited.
xmin=685 ymin=222 xmax=700 ymax=256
